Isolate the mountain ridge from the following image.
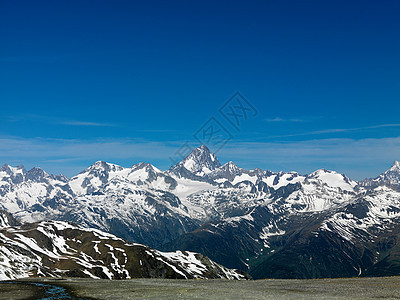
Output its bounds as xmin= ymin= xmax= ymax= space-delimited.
xmin=1 ymin=146 xmax=400 ymax=279
xmin=0 ymin=210 xmax=249 ymax=281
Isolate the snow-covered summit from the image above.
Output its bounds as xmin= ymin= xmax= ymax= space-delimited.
xmin=82 ymin=161 xmax=125 ymax=174
xmin=221 ymin=161 xmax=241 ymax=173
xmin=390 ymin=160 xmax=400 ymax=171
xmin=207 ymin=161 xmax=243 ymax=181
xmin=171 ymin=145 xmax=221 ymax=176
xmin=0 ymin=164 xmax=26 ymax=183
xmin=381 ymin=161 xmax=400 ymax=180
xmin=360 ymin=161 xmax=400 ymax=189
xmin=0 ymin=163 xmax=26 ymax=175
xmin=0 ymin=164 xmax=66 ymax=185
xmin=131 ymin=162 xmax=162 ymax=173
xmin=69 ymin=161 xmax=125 ymax=194
xmin=307 ymin=169 xmax=357 ymax=192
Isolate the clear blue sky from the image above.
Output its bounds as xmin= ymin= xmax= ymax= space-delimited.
xmin=1 ymin=0 xmax=399 ymax=179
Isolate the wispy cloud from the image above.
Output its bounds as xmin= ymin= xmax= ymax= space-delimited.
xmin=269 ymin=123 xmax=400 ymax=138
xmin=5 ymin=114 xmax=116 ymax=127
xmin=60 ymin=121 xmax=116 ymax=127
xmin=264 ymin=116 xmax=320 ymax=123
xmin=135 ymin=129 xmax=178 ymax=133
xmin=0 ymin=137 xmax=175 ymax=161
xmin=0 ymin=136 xmax=179 ymax=176
xmin=218 ymin=137 xmax=400 ymax=180
xmin=1 ymin=135 xmax=400 ymax=180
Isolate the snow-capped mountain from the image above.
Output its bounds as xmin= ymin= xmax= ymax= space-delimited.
xmin=0 ymin=159 xmax=212 ymax=248
xmin=1 ymin=146 xmax=400 ymax=279
xmin=165 ymin=162 xmax=400 ymax=279
xmin=169 ymin=144 xmax=221 ymax=177
xmin=0 ymin=212 xmax=248 ymax=281
xmin=0 ymin=163 xmax=71 ymax=213
xmin=306 ymin=169 xmax=357 ymax=192
xmin=206 ymin=161 xmax=267 ymax=184
xmin=360 ymin=161 xmax=400 ymax=190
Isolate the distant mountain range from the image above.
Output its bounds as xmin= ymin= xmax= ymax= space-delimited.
xmin=1 ymin=145 xmax=400 ymax=279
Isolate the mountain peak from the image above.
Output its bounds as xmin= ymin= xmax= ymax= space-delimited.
xmin=309 ymin=169 xmax=334 ymax=176
xmin=86 ymin=161 xmax=123 ymax=172
xmin=389 ymin=161 xmax=400 ymax=172
xmin=206 ymin=160 xmax=244 ymax=181
xmin=90 ymin=160 xmax=109 ymax=168
xmin=359 ymin=161 xmax=400 ymax=189
xmin=372 ymin=160 xmax=400 ymax=187
xmin=199 ymin=144 xmax=209 ymax=151
xmin=378 ymin=160 xmax=400 ymax=178
xmin=0 ymin=164 xmax=26 ymax=176
xmin=0 ymin=164 xmax=10 ymax=173
xmin=307 ymin=169 xmax=356 ymax=191
xmin=174 ymin=145 xmax=221 ymax=176
xmin=222 ymin=161 xmax=240 ymax=171
xmin=131 ymin=162 xmax=162 ymax=173
xmin=25 ymin=167 xmax=49 ymax=180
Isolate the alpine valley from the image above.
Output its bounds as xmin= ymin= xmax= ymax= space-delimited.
xmin=1 ymin=145 xmax=400 ymax=280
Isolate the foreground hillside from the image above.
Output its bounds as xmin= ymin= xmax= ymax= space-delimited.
xmin=0 ymin=212 xmax=248 ymax=281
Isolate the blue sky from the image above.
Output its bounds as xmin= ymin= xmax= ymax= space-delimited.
xmin=1 ymin=0 xmax=399 ymax=179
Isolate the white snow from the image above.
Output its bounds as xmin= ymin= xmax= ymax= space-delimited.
xmin=183 ymin=159 xmax=196 ymax=172
xmin=263 ymin=173 xmax=305 ymax=189
xmin=93 ymin=241 xmax=101 ymax=254
xmin=309 ymin=169 xmax=356 ymax=192
xmin=232 ymin=174 xmax=257 ymax=185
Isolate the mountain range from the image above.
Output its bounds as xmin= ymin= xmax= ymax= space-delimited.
xmin=1 ymin=145 xmax=400 ymax=279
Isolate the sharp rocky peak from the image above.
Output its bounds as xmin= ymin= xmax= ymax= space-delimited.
xmin=205 ymin=161 xmax=250 ymax=182
xmin=132 ymin=162 xmax=151 ymax=168
xmin=27 ymin=167 xmax=47 ymax=175
xmin=0 ymin=164 xmax=26 ymax=175
xmin=370 ymin=160 xmax=400 ymax=187
xmin=222 ymin=161 xmax=239 ymax=170
xmin=0 ymin=164 xmax=66 ymax=184
xmin=218 ymin=161 xmax=242 ymax=174
xmin=25 ymin=167 xmax=51 ymax=182
xmin=387 ymin=161 xmax=400 ymax=172
xmin=358 ymin=161 xmax=400 ymax=190
xmin=175 ymin=145 xmax=221 ymax=175
xmin=0 ymin=164 xmax=10 ymax=172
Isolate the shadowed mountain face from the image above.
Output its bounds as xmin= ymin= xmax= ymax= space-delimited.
xmin=165 ymin=180 xmax=400 ymax=279
xmin=1 ymin=147 xmax=400 ymax=279
xmin=0 ymin=213 xmax=249 ymax=281
xmin=0 ymin=210 xmax=20 ymax=227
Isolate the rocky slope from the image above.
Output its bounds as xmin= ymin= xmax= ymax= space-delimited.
xmin=0 ymin=211 xmax=248 ymax=281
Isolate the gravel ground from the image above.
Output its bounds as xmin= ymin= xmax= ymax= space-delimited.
xmin=0 ymin=282 xmax=45 ymax=300
xmin=10 ymin=276 xmax=400 ymax=300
